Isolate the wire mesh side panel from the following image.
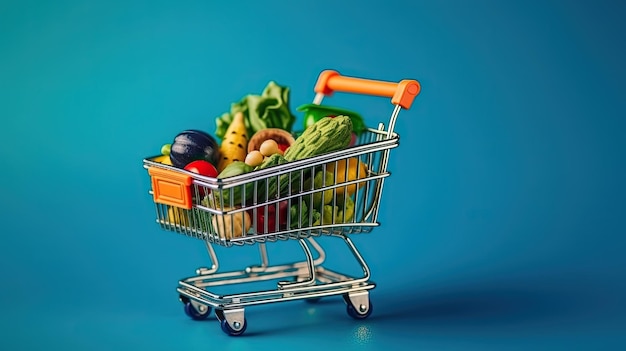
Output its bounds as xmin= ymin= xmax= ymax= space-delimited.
xmin=151 ymin=129 xmax=398 ymax=246
xmin=155 ymin=203 xmax=213 ymax=240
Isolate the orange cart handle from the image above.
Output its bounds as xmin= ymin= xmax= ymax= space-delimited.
xmin=314 ymin=70 xmax=421 ymax=109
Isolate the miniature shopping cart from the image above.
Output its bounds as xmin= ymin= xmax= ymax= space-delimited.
xmin=142 ymin=70 xmax=420 ymax=336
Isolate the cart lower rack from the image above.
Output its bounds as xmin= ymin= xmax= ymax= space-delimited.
xmin=143 ymin=70 xmax=420 ymax=336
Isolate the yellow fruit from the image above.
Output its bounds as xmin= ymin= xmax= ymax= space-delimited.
xmin=218 ymin=111 xmax=248 ymax=173
xmin=326 ymin=158 xmax=368 ymax=196
xmin=153 ymin=155 xmax=173 ymax=165
xmin=168 ymin=207 xmax=192 ymax=226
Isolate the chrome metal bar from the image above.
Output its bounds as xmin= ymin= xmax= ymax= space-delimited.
xmin=245 ymin=243 xmax=270 ymax=274
xmin=195 ymin=241 xmax=219 ymax=275
xmin=341 ymin=235 xmax=371 ymax=283
xmin=312 ymin=92 xmax=324 ymax=105
xmin=386 ymin=104 xmax=403 ymax=140
xmin=178 ymin=281 xmax=374 ymax=309
xmin=305 ymin=237 xmax=326 ymax=266
xmin=277 ymin=239 xmax=316 ymax=288
xmin=178 ymin=269 xmax=373 ymax=303
xmin=185 ymin=264 xmax=301 ymax=287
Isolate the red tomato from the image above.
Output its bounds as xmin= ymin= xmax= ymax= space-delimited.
xmin=184 ymin=160 xmax=219 ymax=177
xmin=184 ymin=160 xmax=218 ymax=197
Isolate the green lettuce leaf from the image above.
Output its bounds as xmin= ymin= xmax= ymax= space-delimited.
xmin=215 ymin=81 xmax=297 ymax=140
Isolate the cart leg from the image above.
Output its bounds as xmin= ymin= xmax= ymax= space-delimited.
xmin=342 ymin=235 xmax=372 ymax=282
xmin=278 ymin=238 xmax=316 ymax=288
xmin=196 ymin=241 xmax=219 ymax=275
xmin=306 ymin=237 xmax=327 ymax=266
xmin=245 ymin=242 xmax=270 ymax=274
xmin=290 ymin=237 xmax=326 ymax=273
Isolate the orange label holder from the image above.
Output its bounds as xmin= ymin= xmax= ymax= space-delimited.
xmin=148 ymin=167 xmax=193 ymax=209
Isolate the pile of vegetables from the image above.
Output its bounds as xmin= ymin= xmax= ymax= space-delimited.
xmin=151 ymin=81 xmax=369 ymax=239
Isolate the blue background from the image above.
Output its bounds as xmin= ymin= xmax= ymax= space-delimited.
xmin=1 ymin=0 xmax=625 ymax=349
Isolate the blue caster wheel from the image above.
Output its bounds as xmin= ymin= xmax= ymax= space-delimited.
xmin=184 ymin=302 xmax=211 ymax=321
xmin=345 ymin=298 xmax=373 ymax=319
xmin=220 ymin=318 xmax=247 ymax=336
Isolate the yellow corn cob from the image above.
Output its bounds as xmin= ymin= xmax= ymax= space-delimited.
xmin=217 ymin=111 xmax=248 ymax=172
